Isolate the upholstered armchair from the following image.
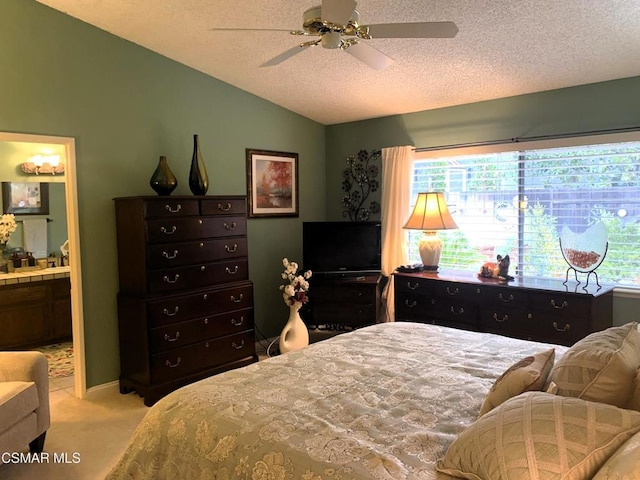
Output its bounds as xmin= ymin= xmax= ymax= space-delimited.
xmin=0 ymin=351 xmax=50 ymax=454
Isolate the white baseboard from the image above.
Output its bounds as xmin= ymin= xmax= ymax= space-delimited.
xmin=86 ymin=380 xmax=120 ymax=398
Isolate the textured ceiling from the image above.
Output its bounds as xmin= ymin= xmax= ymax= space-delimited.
xmin=36 ymin=0 xmax=640 ymax=125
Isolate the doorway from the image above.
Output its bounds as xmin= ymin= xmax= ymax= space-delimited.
xmin=0 ymin=131 xmax=85 ymax=399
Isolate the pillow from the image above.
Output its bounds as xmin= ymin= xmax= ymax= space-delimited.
xmin=436 ymin=391 xmax=640 ymax=480
xmin=592 ymin=429 xmax=640 ymax=480
xmin=479 ymin=348 xmax=555 ymax=416
xmin=549 ymin=322 xmax=640 ymax=408
xmin=628 ymin=367 xmax=640 ymax=412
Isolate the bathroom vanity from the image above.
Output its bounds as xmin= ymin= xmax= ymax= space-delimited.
xmin=0 ymin=266 xmax=72 ymax=349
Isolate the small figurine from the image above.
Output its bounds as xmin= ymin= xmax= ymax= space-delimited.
xmin=479 ymin=254 xmax=514 ymax=282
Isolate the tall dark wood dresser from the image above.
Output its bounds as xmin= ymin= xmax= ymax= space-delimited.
xmin=114 ymin=195 xmax=257 ymax=406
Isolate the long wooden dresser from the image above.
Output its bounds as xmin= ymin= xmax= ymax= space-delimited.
xmin=114 ymin=195 xmax=257 ymax=406
xmin=394 ymin=269 xmax=614 ymax=346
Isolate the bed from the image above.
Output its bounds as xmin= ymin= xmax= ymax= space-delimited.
xmin=107 ymin=321 xmax=640 ymax=480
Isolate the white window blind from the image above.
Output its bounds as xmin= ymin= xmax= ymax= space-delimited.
xmin=410 ymin=134 xmax=640 ymax=286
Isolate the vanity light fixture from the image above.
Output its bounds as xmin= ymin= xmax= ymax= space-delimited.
xmin=21 ymin=155 xmax=65 ymax=175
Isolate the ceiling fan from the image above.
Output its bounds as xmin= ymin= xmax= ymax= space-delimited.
xmin=210 ymin=0 xmax=458 ymax=70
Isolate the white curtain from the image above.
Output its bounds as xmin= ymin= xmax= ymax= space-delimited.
xmin=380 ymin=145 xmax=414 ymax=321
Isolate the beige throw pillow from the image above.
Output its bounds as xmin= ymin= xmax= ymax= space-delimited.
xmin=592 ymin=429 xmax=640 ymax=479
xmin=436 ymin=391 xmax=640 ymax=480
xmin=628 ymin=367 xmax=640 ymax=412
xmin=549 ymin=322 xmax=640 ymax=408
xmin=479 ymin=348 xmax=555 ymax=416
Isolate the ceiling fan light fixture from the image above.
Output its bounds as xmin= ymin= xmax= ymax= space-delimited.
xmin=321 ymin=31 xmax=342 ymax=49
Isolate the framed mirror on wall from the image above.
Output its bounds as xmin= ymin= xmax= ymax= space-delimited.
xmin=2 ymin=182 xmax=50 ymax=215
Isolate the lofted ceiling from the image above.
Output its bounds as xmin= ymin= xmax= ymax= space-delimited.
xmin=36 ymin=0 xmax=640 ymax=125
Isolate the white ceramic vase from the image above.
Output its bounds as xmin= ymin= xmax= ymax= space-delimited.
xmin=279 ymin=302 xmax=309 ymax=354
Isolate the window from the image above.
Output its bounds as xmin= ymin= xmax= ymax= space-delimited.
xmin=409 ymin=133 xmax=640 ymax=287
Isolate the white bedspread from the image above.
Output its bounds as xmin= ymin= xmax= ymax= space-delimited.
xmin=107 ymin=322 xmax=566 ymax=480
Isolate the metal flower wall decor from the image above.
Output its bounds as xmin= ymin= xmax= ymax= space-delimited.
xmin=341 ymin=149 xmax=381 ymax=221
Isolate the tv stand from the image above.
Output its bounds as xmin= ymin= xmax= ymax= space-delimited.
xmin=312 ymin=270 xmax=382 ymax=279
xmin=305 ymin=274 xmax=386 ymax=330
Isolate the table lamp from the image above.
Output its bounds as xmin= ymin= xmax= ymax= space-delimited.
xmin=403 ymin=192 xmax=458 ymax=271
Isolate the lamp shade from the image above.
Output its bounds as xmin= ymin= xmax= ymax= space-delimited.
xmin=403 ymin=192 xmax=458 ymax=231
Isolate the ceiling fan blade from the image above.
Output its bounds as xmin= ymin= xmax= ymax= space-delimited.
xmin=210 ymin=28 xmax=293 ymax=32
xmin=366 ymin=21 xmax=459 ymax=38
xmin=260 ymin=44 xmax=311 ymax=67
xmin=321 ymin=0 xmax=357 ymax=26
xmin=345 ymin=42 xmax=394 ymax=70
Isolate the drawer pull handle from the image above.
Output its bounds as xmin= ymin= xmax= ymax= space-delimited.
xmin=499 ymin=293 xmax=514 ymax=303
xmin=450 ymin=306 xmax=464 ymax=315
xmin=225 ymin=265 xmax=239 ymax=275
xmin=163 ymin=306 xmax=179 ymax=316
xmin=165 ymin=204 xmax=182 ymax=213
xmin=224 ymin=222 xmax=237 ymax=230
xmin=404 ymin=299 xmax=417 ymax=308
xmin=163 ymin=274 xmax=180 ymax=284
xmin=232 ymin=340 xmax=245 ymax=350
xmin=201 ymin=266 xmax=206 ymax=272
xmin=446 ymin=286 xmax=459 ymax=296
xmin=225 ymin=244 xmax=238 ymax=253
xmin=493 ymin=313 xmax=508 ymax=323
xmin=231 ymin=294 xmax=243 ymax=303
xmin=553 ymin=321 xmax=571 ymax=332
xmin=407 ymin=282 xmax=419 ymax=290
xmin=165 ymin=357 xmax=181 ymax=368
xmin=164 ymin=332 xmax=180 ymax=342
xmin=231 ymin=316 xmax=244 ymax=326
xmin=160 ymin=225 xmax=177 ymax=235
xmin=551 ymin=300 xmax=568 ymax=309
xmin=162 ymin=250 xmax=178 ymax=259
xmin=198 ymin=219 xmax=203 ymax=225
xmin=218 ymin=202 xmax=232 ymax=211
xmin=203 ymin=294 xmax=208 ymax=300
xmin=204 ymin=318 xmax=209 ymax=324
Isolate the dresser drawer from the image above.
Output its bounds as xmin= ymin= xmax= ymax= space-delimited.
xmin=430 ymin=297 xmax=478 ymax=326
xmin=150 ymin=331 xmax=255 ymax=383
xmin=200 ymin=198 xmax=246 ymax=216
xmin=149 ymin=308 xmax=254 ymax=353
xmin=526 ymin=312 xmax=590 ymax=346
xmin=396 ymin=291 xmax=432 ymax=318
xmin=146 ymin=216 xmax=247 ymax=243
xmin=147 ymin=259 xmax=249 ymax=293
xmin=479 ymin=285 xmax=528 ymax=307
xmin=529 ymin=292 xmax=590 ymax=318
xmin=479 ymin=306 xmax=532 ymax=338
xmin=147 ymin=282 xmax=254 ymax=327
xmin=434 ymin=281 xmax=481 ymax=300
xmin=144 ymin=199 xmax=200 ymax=218
xmin=395 ymin=276 xmax=434 ymax=295
xmin=147 ymin=238 xmax=248 ymax=268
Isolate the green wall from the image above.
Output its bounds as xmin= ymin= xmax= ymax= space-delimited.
xmin=0 ymin=0 xmax=325 ymax=387
xmin=327 ymin=77 xmax=640 ymax=325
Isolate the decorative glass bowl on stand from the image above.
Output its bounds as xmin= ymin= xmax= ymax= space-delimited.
xmin=559 ymin=222 xmax=608 ymax=290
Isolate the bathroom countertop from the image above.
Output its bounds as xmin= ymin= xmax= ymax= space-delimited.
xmin=0 ymin=266 xmax=71 ymax=286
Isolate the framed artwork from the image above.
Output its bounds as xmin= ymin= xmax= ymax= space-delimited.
xmin=1 ymin=182 xmax=50 ymax=215
xmin=246 ymin=149 xmax=299 ymax=218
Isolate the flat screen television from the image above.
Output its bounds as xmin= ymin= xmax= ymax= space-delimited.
xmin=302 ymin=221 xmax=381 ymax=276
